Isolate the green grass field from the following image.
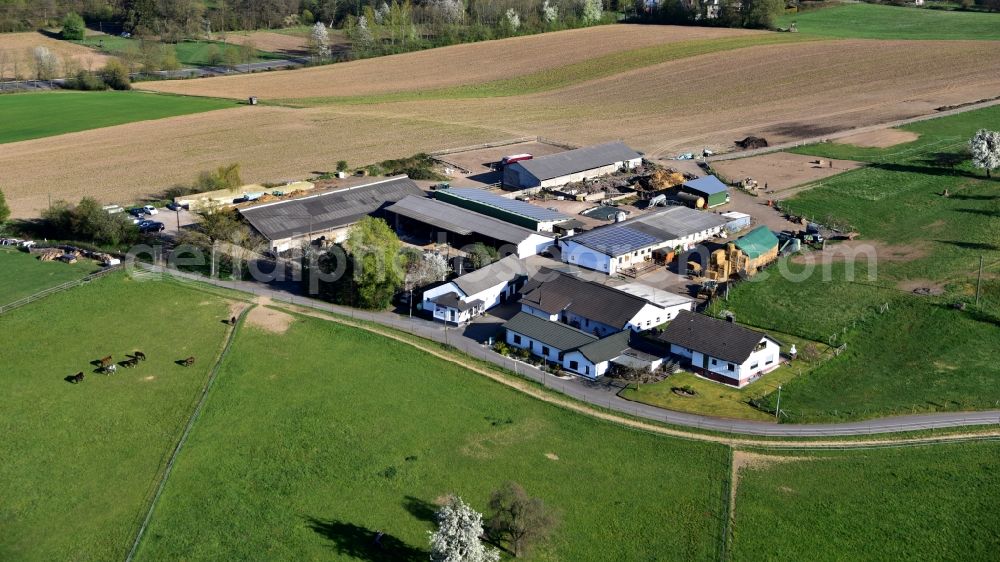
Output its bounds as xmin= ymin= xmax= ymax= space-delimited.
xmin=778 ymin=3 xmax=1000 ymax=40
xmin=136 ymin=311 xmax=730 ymax=561
xmin=0 ymin=274 xmax=233 ymax=561
xmin=0 ymin=247 xmax=100 ymax=304
xmin=74 ymin=36 xmax=285 ymax=67
xmin=0 ymin=91 xmax=234 ymax=144
xmin=709 ymin=105 xmax=1000 ymax=422
xmin=730 ymin=442 xmax=1000 ymax=560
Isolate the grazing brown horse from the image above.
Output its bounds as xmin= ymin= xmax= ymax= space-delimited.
xmin=134 ymin=351 xmax=146 ymax=361
xmin=98 ymin=356 xmax=113 ymax=369
xmin=71 ymin=372 xmax=84 ymax=383
xmin=181 ymin=356 xmax=195 ymax=367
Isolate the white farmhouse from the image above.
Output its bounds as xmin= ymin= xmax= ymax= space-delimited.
xmin=421 ymin=255 xmax=527 ymax=325
xmin=656 ymin=310 xmax=781 ymax=387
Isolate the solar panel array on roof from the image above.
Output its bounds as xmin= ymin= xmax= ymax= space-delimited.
xmin=239 ymin=176 xmax=423 ymax=241
xmin=441 ymin=188 xmax=569 ymax=222
xmin=514 ymin=142 xmax=642 ymax=181
xmin=565 ymin=206 xmax=729 ymax=257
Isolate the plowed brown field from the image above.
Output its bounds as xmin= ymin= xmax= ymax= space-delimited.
xmin=4 ymin=31 xmax=1000 ymax=219
xmin=0 ymin=32 xmax=111 ymax=77
xmin=136 ymin=25 xmax=762 ymax=99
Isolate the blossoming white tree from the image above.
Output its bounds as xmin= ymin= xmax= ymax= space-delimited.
xmin=970 ymin=129 xmax=1000 ymax=179
xmin=429 ymin=495 xmax=500 ymax=562
xmin=542 ymin=0 xmax=559 ymax=23
xmin=581 ymin=0 xmax=602 ymax=23
xmin=309 ymin=21 xmax=331 ymax=59
xmin=505 ymin=8 xmax=521 ymax=32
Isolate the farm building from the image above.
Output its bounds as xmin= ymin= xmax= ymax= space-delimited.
xmin=721 ymin=211 xmax=752 ymax=232
xmin=176 ymin=181 xmax=316 ymax=211
xmin=434 ymin=188 xmax=573 ymax=233
xmin=735 ymin=226 xmax=780 ymax=273
xmin=581 ymin=205 xmax=628 ymax=223
xmin=703 ymin=227 xmax=779 ymax=280
xmin=385 ymin=196 xmax=554 ymax=258
xmin=239 ymin=176 xmax=421 ymax=252
xmin=655 ymin=310 xmax=781 ymax=387
xmin=503 ymin=313 xmax=667 ymax=379
xmin=421 ymin=255 xmax=528 ymax=325
xmin=518 ymin=270 xmax=684 ymax=336
xmin=503 ymin=141 xmax=643 ymax=190
xmin=680 ymin=175 xmax=730 ymax=208
xmin=560 ymin=206 xmax=729 ymax=276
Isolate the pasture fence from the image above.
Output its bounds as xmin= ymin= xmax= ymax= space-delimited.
xmin=0 ymin=265 xmax=123 ymax=315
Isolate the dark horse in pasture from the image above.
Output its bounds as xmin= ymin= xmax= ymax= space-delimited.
xmin=66 ymin=372 xmax=85 ymax=384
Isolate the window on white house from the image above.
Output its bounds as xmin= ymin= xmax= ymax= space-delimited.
xmin=585 ymin=366 xmax=590 ymax=375
xmin=711 ymin=359 xmax=717 ymax=366
xmin=755 ymin=341 xmax=767 ymax=352
xmin=645 ymin=320 xmax=650 ymax=326
xmin=513 ymin=334 xmax=522 ymax=344
xmin=766 ymin=358 xmax=774 ymax=365
xmin=542 ymin=346 xmax=550 ymax=356
xmin=569 ymin=360 xmax=579 ymax=370
xmin=656 ymin=317 xmax=660 ymax=323
xmin=750 ymin=363 xmax=759 ymax=370
xmin=727 ymin=363 xmax=735 ymax=372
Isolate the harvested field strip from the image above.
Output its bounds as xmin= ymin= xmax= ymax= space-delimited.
xmin=135 ymin=24 xmax=762 ymax=99
xmin=287 ymin=34 xmax=813 ymax=106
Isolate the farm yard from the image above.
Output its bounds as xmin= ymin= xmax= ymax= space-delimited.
xmin=0 ymin=91 xmax=235 ymax=145
xmin=729 ymin=442 xmax=1000 ymax=560
xmin=0 ymin=246 xmax=99 ymax=303
xmin=707 ymin=104 xmax=1000 ymax=422
xmin=711 ymin=152 xmax=863 ymax=194
xmin=2 ymin=27 xmax=999 ymax=218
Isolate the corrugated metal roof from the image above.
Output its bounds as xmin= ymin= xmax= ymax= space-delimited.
xmin=735 ymin=226 xmax=779 ymax=260
xmin=682 ymin=175 xmax=729 ymax=196
xmin=566 ymin=206 xmax=729 ymax=257
xmin=386 ymin=196 xmax=553 ymax=246
xmin=503 ymin=312 xmax=598 ymax=351
xmin=439 ymin=188 xmax=569 ymax=222
xmin=239 ymin=176 xmax=421 ymax=241
xmin=514 ymin=141 xmax=642 ymax=181
xmin=655 ymin=310 xmax=773 ymax=364
xmin=453 ymin=255 xmax=527 ymax=297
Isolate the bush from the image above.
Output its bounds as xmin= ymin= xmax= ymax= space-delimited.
xmin=68 ymin=69 xmax=107 ymax=90
xmin=100 ymin=59 xmax=131 ymax=90
xmin=61 ymin=12 xmax=85 ymax=40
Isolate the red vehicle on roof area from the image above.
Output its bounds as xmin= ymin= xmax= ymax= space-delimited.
xmin=500 ymin=153 xmax=533 ymax=166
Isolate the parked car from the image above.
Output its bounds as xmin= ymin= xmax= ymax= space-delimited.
xmin=142 ymin=205 xmax=159 ymax=215
xmin=128 ymin=207 xmax=145 ymax=217
xmin=139 ymin=221 xmax=165 ymax=233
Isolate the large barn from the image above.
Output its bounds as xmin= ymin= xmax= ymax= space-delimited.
xmin=502 ymin=141 xmax=643 ymax=190
xmin=238 ymin=176 xmax=422 ymax=253
xmin=434 ymin=187 xmax=572 ymax=232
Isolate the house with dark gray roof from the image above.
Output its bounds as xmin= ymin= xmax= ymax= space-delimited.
xmin=518 ymin=269 xmax=692 ymax=336
xmin=385 ymin=196 xmax=554 ymax=258
xmin=503 ymin=313 xmax=668 ymax=379
xmin=560 ymin=205 xmax=728 ymax=275
xmin=655 ymin=310 xmax=782 ymax=387
xmin=503 ymin=141 xmax=642 ymax=190
xmin=421 ymin=255 xmax=528 ymax=324
xmin=239 ymin=176 xmax=422 ymax=252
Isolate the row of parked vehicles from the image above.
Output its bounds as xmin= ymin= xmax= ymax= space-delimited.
xmin=126 ymin=206 xmax=165 ymax=233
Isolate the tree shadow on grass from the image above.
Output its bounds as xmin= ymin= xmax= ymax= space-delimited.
xmin=306 ymin=517 xmax=426 ymax=561
xmin=934 ymin=239 xmax=999 ymax=251
xmin=955 ymin=208 xmax=1000 ymax=218
xmin=869 ymin=162 xmax=979 ymax=179
xmin=402 ymin=495 xmax=438 ymax=523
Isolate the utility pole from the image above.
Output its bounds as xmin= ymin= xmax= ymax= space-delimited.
xmin=775 ymin=385 xmax=782 ymax=420
xmin=976 ymin=255 xmax=984 ymax=307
